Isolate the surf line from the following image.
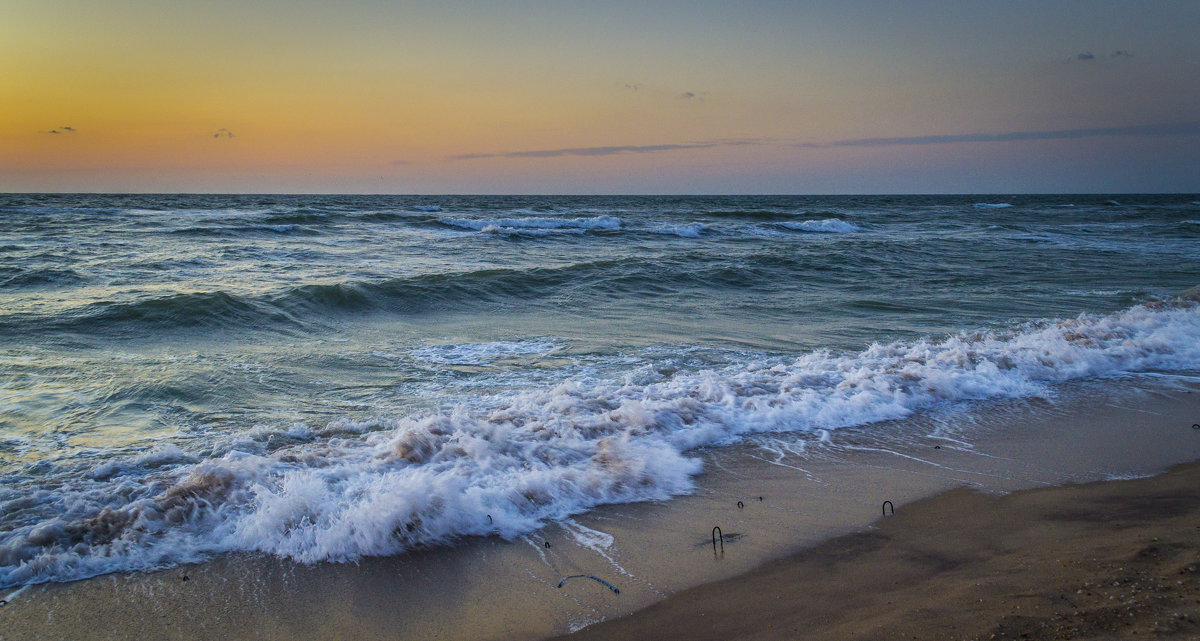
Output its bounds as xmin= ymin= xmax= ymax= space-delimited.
xmin=1 ymin=584 xmax=31 ymax=606
xmin=557 ymin=575 xmax=620 ymax=594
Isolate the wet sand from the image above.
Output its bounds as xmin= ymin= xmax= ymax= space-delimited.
xmin=559 ymin=458 xmax=1200 ymax=641
xmin=2 ymin=377 xmax=1199 ymax=640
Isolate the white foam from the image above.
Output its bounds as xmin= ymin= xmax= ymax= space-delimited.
xmin=3 ymin=301 xmax=1200 ymax=587
xmin=441 ymin=216 xmax=621 ymax=235
xmin=90 ymin=445 xmax=197 ymax=480
xmin=648 ymin=223 xmax=708 ymax=238
xmin=411 ymin=339 xmax=560 ymax=365
xmin=776 ymin=219 xmax=860 ymax=233
xmin=134 ymin=444 xmax=196 ymax=468
xmin=2 ymin=584 xmax=30 ymax=604
xmin=562 ymin=519 xmax=614 ymax=553
xmin=973 ymin=203 xmax=1014 ymax=209
xmin=561 ymin=519 xmax=637 ymax=578
xmin=567 ymin=615 xmax=605 ymax=633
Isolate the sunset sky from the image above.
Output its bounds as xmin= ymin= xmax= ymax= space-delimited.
xmin=3 ymin=1 xmax=1199 ymax=194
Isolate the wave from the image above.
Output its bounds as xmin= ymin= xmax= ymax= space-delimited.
xmin=647 ymin=223 xmax=709 ymax=238
xmin=0 ymin=249 xmax=913 ymax=335
xmin=261 ymin=212 xmax=332 ymax=225
xmin=973 ymin=203 xmax=1014 ymax=209
xmin=411 ymin=338 xmax=561 ymax=365
xmin=701 ymin=209 xmax=802 ymax=221
xmin=0 ymin=268 xmax=87 ymax=289
xmin=776 ymin=219 xmax=860 ymax=233
xmin=2 ymin=299 xmax=1198 ymax=586
xmin=0 ymin=261 xmax=637 ymax=335
xmin=164 ymin=224 xmax=308 ymax=236
xmin=83 ymin=290 xmax=293 ymax=330
xmin=439 ymin=216 xmax=622 ymax=235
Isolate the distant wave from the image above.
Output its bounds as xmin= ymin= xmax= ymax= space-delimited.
xmin=647 ymin=222 xmax=709 ymax=238
xmin=261 ymin=212 xmax=331 ymax=224
xmin=776 ymin=219 xmax=861 ymax=233
xmin=700 ymin=209 xmax=796 ymax=221
xmin=163 ymin=224 xmax=309 ymax=236
xmin=439 ymin=215 xmax=622 ymax=235
xmin=0 ymin=268 xmax=87 ymax=289
xmin=973 ymin=203 xmax=1013 ymax=209
xmin=2 ymin=299 xmax=1198 ymax=587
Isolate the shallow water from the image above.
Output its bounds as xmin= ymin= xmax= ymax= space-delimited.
xmin=1 ymin=193 xmax=1199 ymax=588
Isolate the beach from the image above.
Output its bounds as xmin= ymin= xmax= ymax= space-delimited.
xmin=2 ymin=373 xmax=1199 ymax=640
xmin=560 ymin=459 xmax=1200 ymax=641
xmin=7 ymin=0 xmax=1200 ymax=636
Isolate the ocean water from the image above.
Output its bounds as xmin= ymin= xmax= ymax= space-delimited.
xmin=1 ymin=193 xmax=1199 ymax=589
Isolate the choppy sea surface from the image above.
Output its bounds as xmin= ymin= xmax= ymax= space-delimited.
xmin=1 ymin=193 xmax=1199 ymax=588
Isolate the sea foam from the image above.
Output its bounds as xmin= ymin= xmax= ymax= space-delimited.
xmin=411 ymin=339 xmax=561 ymax=365
xmin=441 ymin=216 xmax=621 ymax=235
xmin=776 ymin=219 xmax=860 ymax=233
xmin=2 ymin=300 xmax=1199 ymax=587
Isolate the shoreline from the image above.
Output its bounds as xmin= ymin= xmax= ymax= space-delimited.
xmin=558 ymin=458 xmax=1200 ymax=641
xmin=2 ymin=376 xmax=1199 ymax=640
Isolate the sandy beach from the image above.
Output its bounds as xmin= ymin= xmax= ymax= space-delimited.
xmin=560 ymin=459 xmax=1200 ymax=641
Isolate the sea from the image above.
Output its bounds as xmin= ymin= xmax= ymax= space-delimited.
xmin=2 ymin=193 xmax=1199 ymax=590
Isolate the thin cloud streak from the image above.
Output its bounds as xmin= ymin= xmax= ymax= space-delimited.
xmin=450 ymin=142 xmax=720 ymax=161
xmin=801 ymin=123 xmax=1200 ymax=149
xmin=448 ymin=138 xmax=771 ymax=161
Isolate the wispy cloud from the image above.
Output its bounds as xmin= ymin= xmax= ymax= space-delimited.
xmin=800 ymin=123 xmax=1200 ymax=149
xmin=450 ymin=142 xmax=719 ymax=160
xmin=212 ymin=128 xmax=235 ymax=139
xmin=449 ymin=138 xmax=770 ymax=161
xmin=1074 ymin=50 xmax=1133 ymax=62
xmin=679 ymin=91 xmax=696 ymax=100
xmin=43 ymin=125 xmax=76 ymax=134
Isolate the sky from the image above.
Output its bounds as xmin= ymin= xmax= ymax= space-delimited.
xmin=3 ymin=1 xmax=1199 ymax=194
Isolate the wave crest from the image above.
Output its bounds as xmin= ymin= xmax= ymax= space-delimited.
xmin=2 ymin=300 xmax=1198 ymax=586
xmin=776 ymin=219 xmax=860 ymax=233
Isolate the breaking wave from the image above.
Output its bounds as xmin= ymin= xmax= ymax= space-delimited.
xmin=439 ymin=216 xmax=622 ymax=236
xmin=2 ymin=299 xmax=1198 ymax=587
xmin=776 ymin=219 xmax=861 ymax=233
